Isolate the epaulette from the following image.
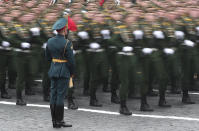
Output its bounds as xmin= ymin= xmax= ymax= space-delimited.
xmin=15 ymin=24 xmax=22 ymax=27
xmin=10 ymin=31 xmax=17 ymax=34
xmin=162 ymin=22 xmax=171 ymax=26
xmin=41 ymin=22 xmax=48 ymax=25
xmin=184 ymin=18 xmax=192 ymax=22
xmin=117 ymin=25 xmax=127 ymax=29
xmin=91 ymin=23 xmax=97 ymax=25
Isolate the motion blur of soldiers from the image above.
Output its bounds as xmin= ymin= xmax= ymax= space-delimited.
xmin=0 ymin=0 xmax=199 ymax=118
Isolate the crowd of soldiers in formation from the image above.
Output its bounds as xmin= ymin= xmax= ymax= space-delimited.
xmin=0 ymin=0 xmax=199 ymax=115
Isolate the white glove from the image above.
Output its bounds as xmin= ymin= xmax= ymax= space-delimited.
xmin=196 ymin=27 xmax=199 ymax=36
xmin=53 ymin=30 xmax=58 ymax=35
xmin=89 ymin=43 xmax=100 ymax=49
xmin=142 ymin=48 xmax=153 ymax=54
xmin=2 ymin=41 xmax=10 ymax=47
xmin=174 ymin=31 xmax=184 ymax=39
xmin=49 ymin=0 xmax=57 ymax=5
xmin=133 ymin=30 xmax=144 ymax=40
xmin=101 ymin=30 xmax=111 ymax=39
xmin=153 ymin=31 xmax=165 ymax=39
xmin=122 ymin=46 xmax=133 ymax=52
xmin=81 ymin=10 xmax=87 ymax=13
xmin=30 ymin=27 xmax=40 ymax=36
xmin=196 ymin=26 xmax=199 ymax=32
xmin=115 ymin=0 xmax=120 ymax=5
xmin=21 ymin=42 xmax=31 ymax=49
xmin=184 ymin=40 xmax=195 ymax=47
xmin=78 ymin=31 xmax=89 ymax=39
xmin=163 ymin=48 xmax=175 ymax=54
xmin=42 ymin=43 xmax=47 ymax=49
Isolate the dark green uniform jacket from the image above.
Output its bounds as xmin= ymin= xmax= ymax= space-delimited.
xmin=46 ymin=34 xmax=75 ymax=78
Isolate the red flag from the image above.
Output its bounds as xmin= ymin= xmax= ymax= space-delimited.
xmin=68 ymin=16 xmax=77 ymax=32
xmin=99 ymin=0 xmax=105 ymax=6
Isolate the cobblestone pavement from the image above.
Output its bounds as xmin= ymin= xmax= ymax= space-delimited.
xmin=0 ymin=86 xmax=199 ymax=131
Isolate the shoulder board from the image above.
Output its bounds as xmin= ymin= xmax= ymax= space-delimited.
xmin=185 ymin=18 xmax=192 ymax=22
xmin=91 ymin=23 xmax=97 ymax=25
xmin=15 ymin=24 xmax=22 ymax=27
xmin=117 ymin=25 xmax=127 ymax=29
xmin=11 ymin=31 xmax=17 ymax=34
xmin=162 ymin=22 xmax=171 ymax=26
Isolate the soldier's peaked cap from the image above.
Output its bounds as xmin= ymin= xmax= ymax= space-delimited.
xmin=52 ymin=18 xmax=67 ymax=30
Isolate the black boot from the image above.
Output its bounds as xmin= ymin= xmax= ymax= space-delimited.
xmin=140 ymin=95 xmax=153 ymax=112
xmin=90 ymin=88 xmax=102 ymax=107
xmin=159 ymin=99 xmax=171 ymax=107
xmin=111 ymin=92 xmax=120 ymax=104
xmin=182 ymin=91 xmax=195 ymax=104
xmin=1 ymin=85 xmax=11 ymax=99
xmin=1 ymin=90 xmax=12 ymax=99
xmin=55 ymin=105 xmax=72 ymax=128
xmin=16 ymin=90 xmax=26 ymax=106
xmin=50 ymin=104 xmax=59 ymax=128
xmin=68 ymin=88 xmax=78 ymax=110
xmin=158 ymin=91 xmax=171 ymax=107
xmin=119 ymin=100 xmax=132 ymax=115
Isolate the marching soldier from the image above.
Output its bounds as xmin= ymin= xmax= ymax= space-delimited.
xmin=10 ymin=16 xmax=33 ymax=105
xmin=87 ymin=13 xmax=108 ymax=107
xmin=0 ymin=19 xmax=14 ymax=99
xmin=175 ymin=13 xmax=195 ymax=104
xmin=39 ymin=20 xmax=53 ymax=102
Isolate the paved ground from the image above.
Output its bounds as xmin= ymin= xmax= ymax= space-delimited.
xmin=1 ymin=84 xmax=199 ymax=131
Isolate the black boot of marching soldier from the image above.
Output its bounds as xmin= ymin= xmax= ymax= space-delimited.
xmin=90 ymin=88 xmax=102 ymax=107
xmin=68 ymin=88 xmax=78 ymax=110
xmin=182 ymin=90 xmax=195 ymax=104
xmin=158 ymin=91 xmax=171 ymax=107
xmin=119 ymin=100 xmax=132 ymax=115
xmin=140 ymin=95 xmax=153 ymax=112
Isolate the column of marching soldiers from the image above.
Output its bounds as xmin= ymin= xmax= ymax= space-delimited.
xmin=0 ymin=0 xmax=199 ymax=115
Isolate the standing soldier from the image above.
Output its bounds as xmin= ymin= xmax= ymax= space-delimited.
xmin=46 ymin=18 xmax=73 ymax=128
